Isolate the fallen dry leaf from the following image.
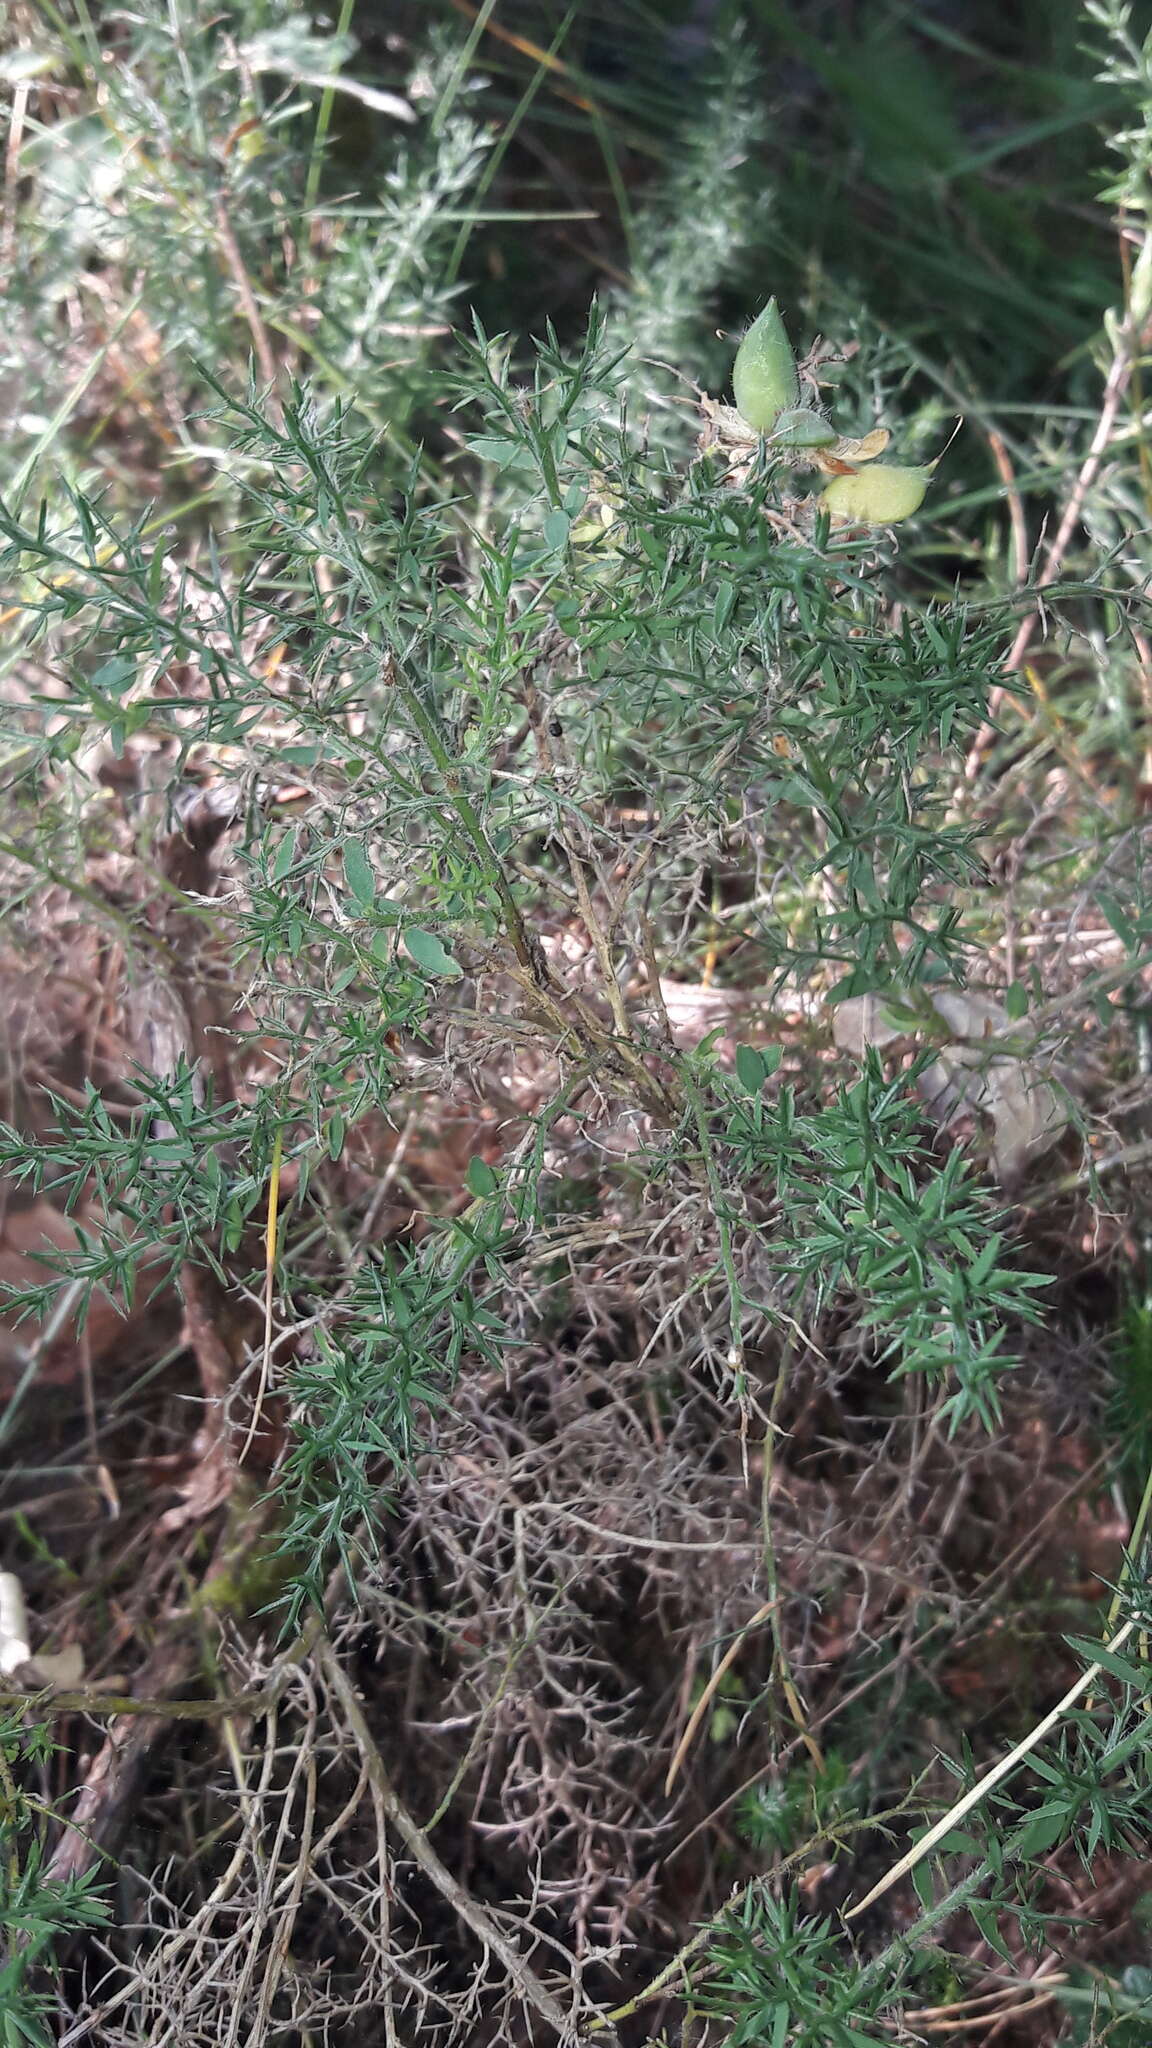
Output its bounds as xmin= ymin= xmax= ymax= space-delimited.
xmin=17 ymin=1644 xmax=86 ymax=1690
xmin=0 ymin=1572 xmax=85 ymax=1689
xmin=833 ymin=987 xmax=1069 ymax=1184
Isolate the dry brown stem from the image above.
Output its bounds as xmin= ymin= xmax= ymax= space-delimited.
xmin=316 ymin=1631 xmax=625 ymax=2047
xmin=45 ymin=1635 xmax=199 ymax=1890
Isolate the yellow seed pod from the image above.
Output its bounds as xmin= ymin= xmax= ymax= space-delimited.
xmin=732 ymin=298 xmax=800 ymax=432
xmin=237 ymin=122 xmax=267 ymax=164
xmin=820 ymin=461 xmax=934 ymax=525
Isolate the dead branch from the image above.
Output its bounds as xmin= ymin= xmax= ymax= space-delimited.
xmin=315 ymin=1632 xmax=625 ymax=2048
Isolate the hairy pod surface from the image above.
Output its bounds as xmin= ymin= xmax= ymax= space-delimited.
xmin=732 ymin=298 xmax=800 ymax=431
xmin=820 ymin=460 xmax=933 ymax=525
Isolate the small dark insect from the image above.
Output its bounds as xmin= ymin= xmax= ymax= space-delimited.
xmin=548 ymin=719 xmax=563 ymax=738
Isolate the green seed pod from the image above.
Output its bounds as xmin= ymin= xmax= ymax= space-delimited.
xmin=820 ymin=461 xmax=933 ymax=525
xmin=732 ymin=298 xmax=799 ymax=432
xmin=770 ymin=406 xmax=836 ymax=450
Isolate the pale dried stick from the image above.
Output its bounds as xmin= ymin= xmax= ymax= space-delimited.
xmin=965 ymin=270 xmax=1148 ymax=777
xmin=665 ymin=1600 xmax=776 ymax=1795
xmin=845 ymin=1618 xmax=1138 ymax=1920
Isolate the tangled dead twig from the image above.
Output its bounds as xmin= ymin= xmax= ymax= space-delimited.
xmin=316 ymin=1633 xmax=625 ymax=2048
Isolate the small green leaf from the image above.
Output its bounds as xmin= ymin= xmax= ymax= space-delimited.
xmin=935 ymin=1829 xmax=985 ymax=1856
xmin=967 ymin=1900 xmax=1016 ymax=1966
xmin=466 ymin=434 xmax=524 ymax=467
xmin=466 ymin=1156 xmax=499 ymax=1198
xmin=90 ymin=655 xmax=137 ymax=698
xmin=1012 ymin=1805 xmax=1068 ymax=1857
xmin=735 ymin=1043 xmax=766 ymax=1094
xmin=1004 ymin=980 xmax=1028 ymax=1020
xmin=542 ymin=508 xmax=570 ymax=551
xmin=712 ymin=581 xmax=737 ymax=635
xmin=404 ymin=927 xmax=462 ymax=979
xmin=1065 ymin=1637 xmax=1152 ymax=1689
xmin=343 ymin=840 xmax=376 ymax=913
xmin=327 ymin=1114 xmax=345 ymax=1161
xmin=1099 ymin=894 xmax=1137 ymax=949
